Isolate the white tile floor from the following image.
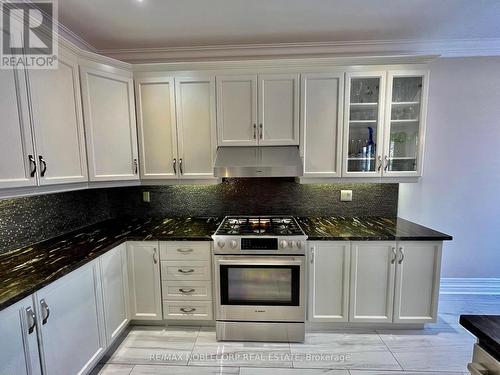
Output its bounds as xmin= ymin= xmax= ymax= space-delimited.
xmin=94 ymin=294 xmax=500 ymax=375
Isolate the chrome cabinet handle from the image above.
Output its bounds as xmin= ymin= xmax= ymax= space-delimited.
xmin=384 ymin=155 xmax=389 ymax=171
xmin=40 ymin=299 xmax=50 ymax=325
xmin=179 ymin=158 xmax=183 ymax=175
xmin=179 ymin=288 xmax=195 ymax=294
xmin=177 ymin=248 xmax=194 ymax=253
xmin=26 ymin=307 xmax=36 ymax=334
xmin=467 ymin=363 xmax=489 ymax=375
xmin=390 ymin=246 xmax=397 ymax=264
xmin=173 ymin=158 xmax=177 ymax=174
xmin=180 ymin=307 xmax=196 ymax=313
xmin=133 ymin=158 xmax=138 ymax=174
xmin=153 ymin=248 xmax=158 ymax=264
xmin=398 ymin=246 xmax=405 ymax=264
xmin=253 ymin=123 xmax=257 ymax=139
xmin=38 ymin=156 xmax=47 ymax=177
xmin=377 ymin=155 xmax=382 ymax=172
xmin=178 ymin=268 xmax=195 ymax=274
xmin=259 ymin=123 xmax=263 ymax=139
xmin=310 ymin=248 xmax=315 ymax=264
xmin=28 ymin=155 xmax=37 ymax=177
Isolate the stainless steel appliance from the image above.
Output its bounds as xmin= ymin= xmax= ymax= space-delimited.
xmin=212 ymin=216 xmax=307 ymax=342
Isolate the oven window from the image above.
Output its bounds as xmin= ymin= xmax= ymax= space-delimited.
xmin=220 ymin=265 xmax=300 ymax=306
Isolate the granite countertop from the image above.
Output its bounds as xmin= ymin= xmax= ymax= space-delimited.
xmin=297 ymin=217 xmax=452 ymax=241
xmin=460 ymin=315 xmax=500 ymax=361
xmin=0 ymin=215 xmax=451 ymax=311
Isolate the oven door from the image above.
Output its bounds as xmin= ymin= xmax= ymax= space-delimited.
xmin=214 ymin=255 xmax=305 ymax=322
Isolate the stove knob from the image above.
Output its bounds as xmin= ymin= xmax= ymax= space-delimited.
xmin=230 ymin=240 xmax=238 ymax=249
xmin=289 ymin=240 xmax=296 ymax=248
xmin=279 ymin=240 xmax=288 ymax=249
xmin=217 ymin=240 xmax=226 ymax=249
xmin=296 ymin=241 xmax=304 ymax=249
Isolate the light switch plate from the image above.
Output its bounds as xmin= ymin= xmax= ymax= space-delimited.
xmin=340 ymin=190 xmax=353 ymax=202
xmin=142 ymin=191 xmax=150 ymax=203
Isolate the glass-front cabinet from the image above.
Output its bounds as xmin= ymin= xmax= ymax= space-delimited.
xmin=383 ymin=71 xmax=428 ymax=176
xmin=343 ymin=69 xmax=428 ymax=178
xmin=343 ymin=71 xmax=386 ymax=177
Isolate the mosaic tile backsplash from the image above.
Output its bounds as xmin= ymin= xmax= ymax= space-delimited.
xmin=0 ymin=179 xmax=398 ymax=253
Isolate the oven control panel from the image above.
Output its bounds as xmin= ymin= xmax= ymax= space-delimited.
xmin=241 ymin=238 xmax=277 ymax=250
xmin=213 ymin=236 xmax=306 ymax=254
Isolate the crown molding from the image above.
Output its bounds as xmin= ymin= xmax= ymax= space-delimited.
xmin=98 ymin=38 xmax=500 ymax=64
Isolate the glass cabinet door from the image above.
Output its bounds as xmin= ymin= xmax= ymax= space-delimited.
xmin=383 ymin=72 xmax=427 ymax=176
xmin=344 ymin=72 xmax=385 ymax=176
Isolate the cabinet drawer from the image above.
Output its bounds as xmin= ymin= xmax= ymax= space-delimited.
xmin=163 ymin=301 xmax=213 ymax=320
xmin=161 ymin=281 xmax=212 ymax=301
xmin=161 ymin=261 xmax=211 ymax=281
xmin=160 ymin=242 xmax=211 ymax=261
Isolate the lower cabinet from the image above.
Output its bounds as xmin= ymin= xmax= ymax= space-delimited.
xmin=35 ymin=261 xmax=106 ymax=375
xmin=100 ymin=243 xmax=130 ymax=345
xmin=127 ymin=241 xmax=162 ymax=320
xmin=308 ymin=241 xmax=350 ymax=322
xmin=0 ymin=296 xmax=42 ymax=375
xmin=160 ymin=241 xmax=213 ymax=320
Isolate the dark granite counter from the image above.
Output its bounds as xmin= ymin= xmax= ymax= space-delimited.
xmin=460 ymin=315 xmax=500 ymax=361
xmin=297 ymin=217 xmax=452 ymax=241
xmin=0 ymin=215 xmax=451 ymax=311
xmin=0 ymin=217 xmax=220 ymax=311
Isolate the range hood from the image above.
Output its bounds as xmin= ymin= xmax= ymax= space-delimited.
xmin=213 ymin=146 xmax=303 ymax=178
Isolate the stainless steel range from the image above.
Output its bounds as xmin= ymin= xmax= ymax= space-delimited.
xmin=212 ymin=216 xmax=307 ymax=342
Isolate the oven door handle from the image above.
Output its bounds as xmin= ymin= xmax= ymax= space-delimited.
xmin=215 ymin=257 xmax=304 ymax=267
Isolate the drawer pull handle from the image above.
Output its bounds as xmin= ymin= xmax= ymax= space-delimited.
xmin=178 ymin=268 xmax=195 ymax=274
xmin=180 ymin=307 xmax=196 ymax=313
xmin=179 ymin=288 xmax=195 ymax=294
xmin=177 ymin=248 xmax=194 ymax=253
xmin=467 ymin=363 xmax=489 ymax=375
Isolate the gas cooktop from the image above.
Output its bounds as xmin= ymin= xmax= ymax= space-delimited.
xmin=215 ymin=216 xmax=305 ymax=236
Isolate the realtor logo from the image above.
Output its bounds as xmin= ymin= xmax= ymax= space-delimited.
xmin=1 ymin=0 xmax=58 ymax=69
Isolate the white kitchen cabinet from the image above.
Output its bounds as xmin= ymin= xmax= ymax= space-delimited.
xmin=135 ymin=77 xmax=178 ymax=179
xmin=0 ymin=67 xmax=36 ymax=189
xmin=0 ymin=296 xmax=42 ymax=375
xmin=99 ymin=243 xmax=130 ymax=346
xmin=301 ymin=73 xmax=344 ymax=177
xmin=258 ymin=73 xmax=299 ymax=145
xmin=28 ymin=49 xmax=88 ymax=185
xmin=80 ymin=64 xmax=139 ymax=181
xmin=349 ymin=241 xmax=396 ymax=322
xmin=216 ymin=75 xmax=257 ymax=146
xmin=35 ymin=261 xmax=106 ymax=375
xmin=308 ymin=242 xmax=350 ymax=322
xmin=393 ymin=241 xmax=442 ymax=323
xmin=175 ymin=76 xmax=217 ymax=179
xmin=127 ymin=241 xmax=162 ymax=320
xmin=216 ymin=73 xmax=299 ymax=146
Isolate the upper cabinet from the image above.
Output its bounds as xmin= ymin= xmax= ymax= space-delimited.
xmin=80 ymin=63 xmax=139 ymax=182
xmin=216 ymin=73 xmax=299 ymax=146
xmin=342 ymin=69 xmax=429 ymax=178
xmin=300 ymin=72 xmax=344 ymax=178
xmin=135 ymin=75 xmax=217 ymax=181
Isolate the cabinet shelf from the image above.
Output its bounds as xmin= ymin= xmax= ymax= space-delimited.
xmin=350 ymin=102 xmax=378 ymax=106
xmin=349 ymin=120 xmax=377 ymax=123
xmin=391 ymin=119 xmax=419 ymax=123
xmin=391 ymin=101 xmax=420 ymax=105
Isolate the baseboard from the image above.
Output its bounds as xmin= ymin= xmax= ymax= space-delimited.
xmin=440 ymin=278 xmax=500 ymax=295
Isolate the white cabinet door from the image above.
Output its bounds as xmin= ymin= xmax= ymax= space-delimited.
xmin=349 ymin=241 xmax=396 ymax=322
xmin=36 ymin=261 xmax=106 ymax=375
xmin=258 ymin=73 xmax=299 ymax=145
xmin=176 ymin=76 xmax=217 ymax=179
xmin=343 ymin=71 xmax=387 ymax=177
xmin=216 ymin=75 xmax=257 ymax=146
xmin=301 ymin=73 xmax=344 ymax=177
xmin=308 ymin=242 xmax=350 ymax=322
xmin=127 ymin=241 xmax=162 ymax=320
xmin=393 ymin=241 xmax=442 ymax=323
xmin=0 ymin=68 xmax=37 ymax=188
xmin=28 ymin=49 xmax=88 ymax=185
xmin=0 ymin=296 xmax=42 ymax=375
xmin=135 ymin=77 xmax=178 ymax=179
xmin=99 ymin=243 xmax=130 ymax=346
xmin=80 ymin=65 xmax=139 ymax=181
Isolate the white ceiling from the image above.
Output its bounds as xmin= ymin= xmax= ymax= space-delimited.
xmin=58 ymin=0 xmax=500 ymax=59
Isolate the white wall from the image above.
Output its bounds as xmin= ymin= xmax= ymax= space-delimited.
xmin=398 ymin=57 xmax=500 ymax=278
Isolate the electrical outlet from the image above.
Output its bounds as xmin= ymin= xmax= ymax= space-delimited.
xmin=340 ymin=190 xmax=353 ymax=202
xmin=142 ymin=191 xmax=150 ymax=203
